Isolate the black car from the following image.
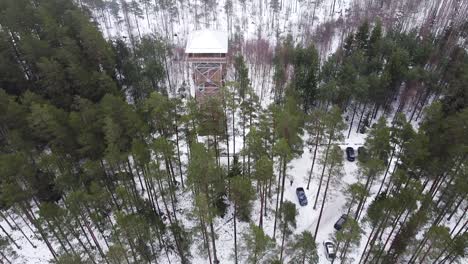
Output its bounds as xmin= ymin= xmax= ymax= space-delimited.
xmin=357 ymin=146 xmax=365 ymax=156
xmin=357 ymin=146 xmax=368 ymax=163
xmin=346 ymin=147 xmax=356 ymax=162
xmin=296 ymin=187 xmax=308 ymax=206
xmin=334 ymin=214 xmax=348 ymax=230
xmin=324 ymin=241 xmax=336 ymax=260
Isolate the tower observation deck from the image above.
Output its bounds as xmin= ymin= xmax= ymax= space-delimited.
xmin=185 ymin=30 xmax=228 ymax=101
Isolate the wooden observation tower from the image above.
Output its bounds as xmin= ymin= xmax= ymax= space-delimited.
xmin=185 ymin=30 xmax=228 ymax=101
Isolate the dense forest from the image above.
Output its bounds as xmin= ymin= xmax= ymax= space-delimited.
xmin=0 ymin=0 xmax=467 ymax=264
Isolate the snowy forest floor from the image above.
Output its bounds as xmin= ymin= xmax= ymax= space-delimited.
xmin=2 ymin=99 xmax=466 ymax=264
xmin=2 ymin=0 xmax=468 ymax=262
xmin=198 ymin=129 xmax=368 ymax=263
xmin=2 ymin=120 xmax=368 ymax=264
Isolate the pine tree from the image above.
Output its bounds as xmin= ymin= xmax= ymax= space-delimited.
xmin=188 ymin=143 xmax=225 ymax=264
xmin=355 ymin=20 xmax=370 ymax=51
xmin=230 ymin=176 xmax=255 ymax=264
xmin=279 ymin=201 xmax=297 ymax=262
xmin=241 ymin=224 xmax=275 ymax=264
xmin=286 ymin=231 xmax=318 ymax=264
xmin=254 ymin=156 xmax=274 ymax=228
xmin=306 ymin=109 xmax=326 ymax=190
xmin=292 ymin=44 xmax=319 ymax=112
xmin=367 ymin=20 xmax=383 ymax=60
xmin=134 ymin=35 xmax=167 ymax=100
xmin=313 ymin=106 xmax=345 ymax=210
xmin=354 ymin=117 xmax=391 ymax=220
xmin=335 ymin=218 xmax=362 ymax=263
xmin=0 ymin=0 xmax=119 ymax=109
xmin=313 ymin=145 xmax=344 ymax=239
xmin=272 ymin=95 xmax=304 ymax=238
xmin=53 ymin=253 xmax=85 ymax=264
xmin=414 ymin=225 xmax=451 ymax=263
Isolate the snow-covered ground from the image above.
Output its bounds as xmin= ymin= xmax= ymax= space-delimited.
xmin=2 ymin=0 xmax=467 ymax=263
xmin=178 ymin=119 xmax=369 ymax=263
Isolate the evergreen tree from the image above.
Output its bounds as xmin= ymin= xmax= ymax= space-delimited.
xmin=230 ymin=175 xmax=255 ymax=264
xmin=335 ymin=218 xmax=362 ymax=263
xmin=354 ymin=117 xmax=391 ymax=220
xmin=292 ymin=44 xmax=319 ymax=112
xmin=272 ymin=95 xmax=304 ymax=238
xmin=367 ymin=20 xmax=383 ymax=60
xmin=254 ymin=156 xmax=274 ymax=228
xmin=355 ymin=20 xmax=370 ymax=51
xmin=188 ymin=143 xmax=225 ymax=264
xmin=313 ymin=106 xmax=345 ymax=210
xmin=313 ymin=145 xmax=344 ymax=239
xmin=0 ymin=0 xmax=119 ymax=109
xmin=241 ymin=224 xmax=275 ymax=264
xmin=305 ymin=109 xmax=326 ymax=190
xmin=286 ymin=231 xmax=318 ymax=264
xmin=279 ymin=201 xmax=297 ymax=262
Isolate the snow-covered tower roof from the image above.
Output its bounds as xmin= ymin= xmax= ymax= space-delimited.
xmin=185 ymin=30 xmax=228 ymax=102
xmin=185 ymin=30 xmax=228 ymax=54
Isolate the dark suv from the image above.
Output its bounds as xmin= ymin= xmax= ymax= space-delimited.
xmin=346 ymin=147 xmax=355 ymax=162
xmin=296 ymin=187 xmax=308 ymax=206
xmin=334 ymin=214 xmax=348 ymax=231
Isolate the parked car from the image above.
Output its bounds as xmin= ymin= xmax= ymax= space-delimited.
xmin=296 ymin=187 xmax=308 ymax=206
xmin=357 ymin=146 xmax=365 ymax=156
xmin=357 ymin=146 xmax=368 ymax=163
xmin=334 ymin=214 xmax=348 ymax=231
xmin=346 ymin=147 xmax=356 ymax=162
xmin=324 ymin=241 xmax=336 ymax=260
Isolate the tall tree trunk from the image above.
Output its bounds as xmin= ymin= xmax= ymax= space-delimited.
xmin=0 ymin=223 xmax=20 ymax=249
xmin=360 ymin=215 xmax=389 ymax=264
xmin=66 ymin=221 xmax=97 ymax=264
xmin=200 ymin=216 xmax=213 ymax=264
xmin=209 ymin=220 xmax=218 ymax=263
xmin=157 ymin=177 xmax=186 ymax=263
xmin=83 ymin=214 xmax=109 ymax=264
xmin=354 ymin=170 xmax=377 ymax=221
xmin=447 ymin=196 xmax=464 ymax=221
xmin=340 ymin=240 xmax=351 ymax=263
xmin=15 ymin=210 xmax=37 ymax=239
xmin=280 ymin=219 xmax=287 ymax=262
xmin=0 ymin=212 xmax=14 ymax=231
xmin=248 ymin=110 xmax=253 ymax=178
xmin=56 ymin=219 xmax=77 ymax=256
xmin=358 ymin=224 xmax=377 ymax=264
xmin=2 ymin=213 xmax=35 ymax=248
xmin=232 ymin=107 xmax=236 ymax=163
xmin=377 ymin=146 xmax=396 ymax=196
xmin=174 ymin=121 xmax=185 ymax=188
xmin=224 ymin=104 xmax=230 ymax=172
xmin=313 ymin=136 xmax=332 ymax=209
xmin=264 ymin=182 xmax=268 ymax=219
xmin=373 ymin=209 xmax=408 ymax=263
xmin=278 ymin=157 xmax=288 ymax=220
xmin=450 ymin=206 xmax=468 ymax=236
xmin=307 ymin=128 xmax=321 ymax=190
xmin=0 ymin=250 xmax=12 ymax=264
xmin=23 ymin=205 xmax=58 ymax=261
xmin=273 ymin=157 xmax=283 ymax=238
xmin=234 ymin=202 xmax=238 ymax=264
xmin=259 ymin=181 xmax=264 ymax=228
xmin=347 ymin=102 xmax=359 ymax=138
xmin=356 ymin=102 xmax=367 ymax=133
xmin=242 ymin=109 xmax=246 ymax=175
xmin=313 ymin=161 xmax=333 ymax=240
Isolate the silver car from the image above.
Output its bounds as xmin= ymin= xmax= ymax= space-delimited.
xmin=324 ymin=241 xmax=336 ymax=261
